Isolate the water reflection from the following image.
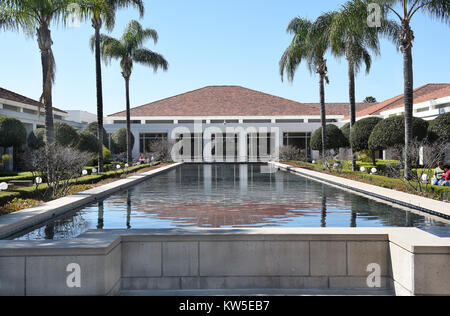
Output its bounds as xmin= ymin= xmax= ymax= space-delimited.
xmin=13 ymin=164 xmax=450 ymax=240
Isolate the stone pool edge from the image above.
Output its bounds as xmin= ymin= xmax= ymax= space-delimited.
xmin=0 ymin=162 xmax=183 ymax=239
xmin=0 ymin=227 xmax=449 ymax=296
xmin=271 ymin=162 xmax=450 ymax=219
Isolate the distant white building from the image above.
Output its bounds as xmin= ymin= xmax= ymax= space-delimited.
xmin=65 ymin=110 xmax=97 ymax=125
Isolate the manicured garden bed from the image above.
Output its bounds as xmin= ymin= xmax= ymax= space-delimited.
xmin=286 ymin=160 xmax=450 ymax=202
xmin=0 ymin=162 xmax=169 ymax=215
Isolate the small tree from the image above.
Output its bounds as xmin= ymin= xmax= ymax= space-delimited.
xmin=0 ymin=116 xmax=27 ymax=169
xmin=54 ymin=122 xmax=79 ymax=147
xmin=28 ymin=144 xmax=91 ymax=199
xmin=85 ymin=122 xmax=108 ymax=146
xmin=369 ymin=116 xmax=428 ymax=151
xmin=77 ymin=131 xmax=99 ymax=153
xmin=111 ymin=128 xmax=135 ymax=154
xmin=27 ymin=128 xmax=46 ymax=149
xmin=427 ymin=112 xmax=450 ymax=143
xmin=340 ymin=123 xmax=351 ymax=147
xmin=350 ymin=117 xmax=383 ymax=165
xmin=311 ymin=125 xmax=348 ymax=154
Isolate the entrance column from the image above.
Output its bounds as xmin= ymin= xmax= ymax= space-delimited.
xmin=238 ymin=130 xmax=248 ymax=163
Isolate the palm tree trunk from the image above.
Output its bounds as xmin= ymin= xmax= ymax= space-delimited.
xmin=319 ymin=75 xmax=327 ymax=159
xmin=125 ymin=77 xmax=132 ymax=164
xmin=348 ymin=61 xmax=357 ymax=171
xmin=93 ymin=20 xmax=104 ymax=172
xmin=37 ymin=24 xmax=54 ymax=144
xmin=403 ymin=44 xmax=413 ymax=180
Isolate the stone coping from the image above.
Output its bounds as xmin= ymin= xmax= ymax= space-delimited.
xmin=0 ymin=163 xmax=183 ymax=239
xmin=271 ymin=162 xmax=450 ymax=218
xmin=0 ymin=228 xmax=448 ymax=256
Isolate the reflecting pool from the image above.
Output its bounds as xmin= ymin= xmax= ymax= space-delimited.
xmin=12 ymin=164 xmax=450 ymax=240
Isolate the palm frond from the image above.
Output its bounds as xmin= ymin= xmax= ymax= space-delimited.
xmin=133 ymin=48 xmax=168 ymax=72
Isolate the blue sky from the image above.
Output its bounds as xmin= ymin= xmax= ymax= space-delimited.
xmin=0 ymin=0 xmax=449 ymax=116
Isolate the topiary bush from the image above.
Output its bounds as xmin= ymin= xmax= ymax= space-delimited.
xmin=85 ymin=122 xmax=108 ymax=146
xmin=340 ymin=123 xmax=351 ymax=148
xmin=111 ymin=128 xmax=134 ymax=154
xmin=27 ymin=128 xmax=46 ymax=149
xmin=368 ymin=115 xmax=429 ymax=151
xmin=427 ymin=112 xmax=450 ymax=143
xmin=0 ymin=116 xmax=27 ymax=149
xmin=350 ymin=117 xmax=383 ymax=152
xmin=311 ymin=125 xmax=348 ymax=152
xmin=76 ymin=131 xmax=99 ymax=153
xmin=54 ymin=122 xmax=79 ymax=147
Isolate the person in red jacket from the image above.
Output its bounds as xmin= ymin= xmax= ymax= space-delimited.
xmin=439 ymin=165 xmax=450 ymax=186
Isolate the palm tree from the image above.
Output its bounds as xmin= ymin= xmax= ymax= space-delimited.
xmin=79 ymin=0 xmax=144 ymax=172
xmin=97 ymin=20 xmax=168 ymax=164
xmin=280 ymin=13 xmax=335 ymax=158
xmin=375 ymin=0 xmax=449 ymax=179
xmin=330 ymin=0 xmax=382 ymax=171
xmin=0 ymin=0 xmax=75 ymax=143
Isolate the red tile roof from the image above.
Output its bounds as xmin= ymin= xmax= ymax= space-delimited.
xmin=0 ymin=87 xmax=67 ymax=114
xmin=108 ymin=86 xmax=373 ymax=117
xmin=344 ymin=83 xmax=450 ymax=120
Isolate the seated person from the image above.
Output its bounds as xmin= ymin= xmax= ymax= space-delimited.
xmin=432 ymin=163 xmax=445 ymax=185
xmin=438 ymin=165 xmax=450 ymax=187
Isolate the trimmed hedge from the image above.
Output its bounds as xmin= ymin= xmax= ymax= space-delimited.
xmin=311 ymin=125 xmax=348 ymax=152
xmin=27 ymin=128 xmax=46 ymax=149
xmin=340 ymin=123 xmax=351 ymax=146
xmin=54 ymin=122 xmax=79 ymax=147
xmin=111 ymin=128 xmax=135 ymax=154
xmin=428 ymin=112 xmax=450 ymax=143
xmin=350 ymin=117 xmax=383 ymax=152
xmin=0 ymin=162 xmax=162 ymax=207
xmin=85 ymin=122 xmax=108 ymax=146
xmin=0 ymin=116 xmax=27 ymax=148
xmin=369 ymin=115 xmax=428 ymax=151
xmin=77 ymin=131 xmax=99 ymax=153
xmin=290 ymin=160 xmax=450 ymax=201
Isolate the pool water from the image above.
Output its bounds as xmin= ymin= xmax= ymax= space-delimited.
xmin=12 ymin=164 xmax=450 ymax=240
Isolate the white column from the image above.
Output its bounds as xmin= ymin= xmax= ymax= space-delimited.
xmin=238 ymin=130 xmax=248 ymax=162
xmin=203 ymin=131 xmax=213 ymax=163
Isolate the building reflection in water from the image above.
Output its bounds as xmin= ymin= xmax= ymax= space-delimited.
xmin=13 ymin=164 xmax=450 ymax=240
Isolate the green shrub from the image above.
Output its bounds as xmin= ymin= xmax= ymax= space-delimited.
xmin=368 ymin=115 xmax=428 ymax=151
xmin=0 ymin=116 xmax=27 ymax=148
xmin=311 ymin=125 xmax=348 ymax=152
xmin=351 ymin=117 xmax=383 ymax=152
xmin=54 ymin=122 xmax=79 ymax=147
xmin=85 ymin=122 xmax=108 ymax=146
xmin=103 ymin=146 xmax=111 ymax=161
xmin=111 ymin=128 xmax=135 ymax=154
xmin=427 ymin=112 xmax=450 ymax=143
xmin=77 ymin=131 xmax=99 ymax=153
xmin=340 ymin=123 xmax=351 ymax=147
xmin=27 ymin=128 xmax=46 ymax=149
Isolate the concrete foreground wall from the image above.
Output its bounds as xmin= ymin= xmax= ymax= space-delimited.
xmin=0 ymin=228 xmax=449 ymax=296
